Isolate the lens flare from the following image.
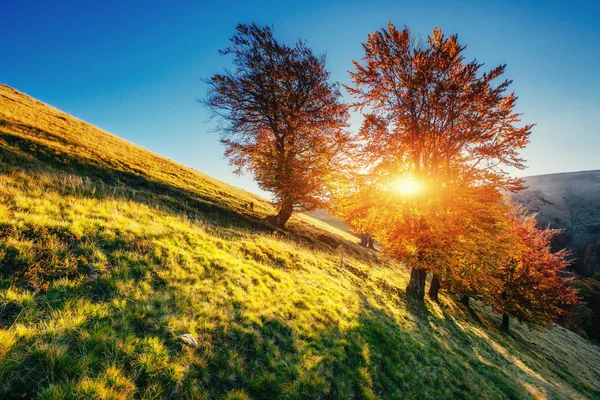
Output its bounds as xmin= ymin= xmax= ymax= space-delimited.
xmin=393 ymin=176 xmax=422 ymax=195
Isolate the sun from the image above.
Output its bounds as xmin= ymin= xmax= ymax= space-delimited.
xmin=393 ymin=176 xmax=422 ymax=196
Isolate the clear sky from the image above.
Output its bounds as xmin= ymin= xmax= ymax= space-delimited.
xmin=2 ymin=0 xmax=599 ymax=197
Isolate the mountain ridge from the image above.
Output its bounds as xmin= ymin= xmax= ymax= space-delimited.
xmin=513 ymin=169 xmax=600 ymax=247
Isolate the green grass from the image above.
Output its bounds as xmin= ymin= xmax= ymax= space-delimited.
xmin=1 ymin=83 xmax=599 ymax=399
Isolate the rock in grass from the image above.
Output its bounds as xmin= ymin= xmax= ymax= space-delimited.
xmin=177 ymin=333 xmax=198 ymax=348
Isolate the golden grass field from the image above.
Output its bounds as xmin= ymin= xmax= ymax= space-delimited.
xmin=0 ymin=84 xmax=599 ymax=399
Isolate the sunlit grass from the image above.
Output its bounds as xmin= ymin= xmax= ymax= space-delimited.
xmin=0 ymin=84 xmax=599 ymax=399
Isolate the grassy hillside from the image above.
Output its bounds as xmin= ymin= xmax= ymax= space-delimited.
xmin=0 ymin=84 xmax=599 ymax=399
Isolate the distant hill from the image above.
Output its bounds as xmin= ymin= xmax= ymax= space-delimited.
xmin=511 ymin=171 xmax=600 ymax=342
xmin=306 ymin=209 xmax=354 ymax=235
xmin=1 ymin=84 xmax=599 ymax=399
xmin=513 ymin=170 xmax=600 ymax=248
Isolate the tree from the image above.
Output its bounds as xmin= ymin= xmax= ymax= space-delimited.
xmin=492 ymin=208 xmax=578 ymax=332
xmin=342 ymin=22 xmax=533 ymax=301
xmin=204 ymin=23 xmax=351 ymax=227
xmin=335 ymin=181 xmax=507 ymax=302
xmin=431 ymin=187 xmax=510 ymax=303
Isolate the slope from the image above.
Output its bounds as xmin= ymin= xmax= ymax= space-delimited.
xmin=0 ymin=84 xmax=599 ymax=399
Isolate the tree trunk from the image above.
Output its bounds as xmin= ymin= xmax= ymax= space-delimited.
xmin=428 ymin=274 xmax=441 ymax=301
xmin=367 ymin=236 xmax=375 ymax=249
xmin=500 ymin=313 xmax=510 ymax=332
xmin=360 ymin=234 xmax=367 ymax=247
xmin=273 ymin=201 xmax=294 ymax=227
xmin=460 ymin=295 xmax=470 ymax=308
xmin=406 ymin=268 xmax=427 ymax=302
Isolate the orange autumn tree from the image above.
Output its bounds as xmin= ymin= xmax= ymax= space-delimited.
xmin=491 ymin=208 xmax=578 ymax=332
xmin=340 ymin=22 xmax=532 ymax=302
xmin=336 ymin=180 xmax=507 ymax=302
xmin=427 ymin=186 xmax=509 ymax=304
xmin=205 ymin=23 xmax=350 ymax=227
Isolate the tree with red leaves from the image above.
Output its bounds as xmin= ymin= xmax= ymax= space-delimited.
xmin=428 ymin=186 xmax=509 ymax=304
xmin=492 ymin=208 xmax=578 ymax=332
xmin=205 ymin=23 xmax=351 ymax=227
xmin=342 ymin=22 xmax=533 ymax=302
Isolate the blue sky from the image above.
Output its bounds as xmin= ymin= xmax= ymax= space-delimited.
xmin=2 ymin=0 xmax=599 ymax=197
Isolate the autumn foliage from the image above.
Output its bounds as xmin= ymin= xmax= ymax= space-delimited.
xmin=205 ymin=23 xmax=350 ymax=226
xmin=207 ymin=22 xmax=577 ymax=332
xmin=337 ymin=22 xmax=537 ymax=306
xmin=346 ymin=23 xmax=532 ymax=191
xmin=491 ymin=209 xmax=578 ymax=331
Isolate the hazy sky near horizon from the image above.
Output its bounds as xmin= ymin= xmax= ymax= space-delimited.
xmin=2 ymin=0 xmax=599 ymax=197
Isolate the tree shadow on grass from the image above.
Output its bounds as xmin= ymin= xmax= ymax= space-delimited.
xmin=0 ymin=128 xmax=268 ymax=229
xmin=404 ymin=294 xmax=432 ymax=325
xmin=0 ymin=124 xmax=364 ymax=254
xmin=1 ymin=121 xmax=596 ymax=398
xmin=441 ymin=299 xmax=600 ymax=399
xmin=349 ymin=295 xmax=535 ymax=399
xmin=3 ymin=251 xmax=597 ymax=399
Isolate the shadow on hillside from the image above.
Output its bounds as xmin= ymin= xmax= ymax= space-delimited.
xmin=0 ymin=127 xmax=268 ymax=228
xmin=0 ymin=123 xmax=364 ymax=254
xmin=2 ymin=224 xmax=596 ymax=399
xmin=348 ymin=295 xmax=555 ymax=399
xmin=3 ymin=122 xmax=595 ymax=398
